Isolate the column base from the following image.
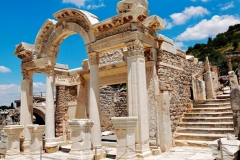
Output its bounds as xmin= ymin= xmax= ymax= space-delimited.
xmin=45 ymin=141 xmax=58 ymax=153
xmin=135 ymin=144 xmax=152 ymax=158
xmin=93 ymin=148 xmax=106 ymax=160
xmin=68 ymin=149 xmax=93 ymax=160
xmin=151 ymin=147 xmax=162 ymax=155
xmin=22 ymin=140 xmax=31 ymax=155
xmin=45 ymin=145 xmax=58 ymax=153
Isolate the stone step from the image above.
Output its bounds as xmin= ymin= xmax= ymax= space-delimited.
xmin=193 ymin=99 xmax=230 ymax=105
xmin=187 ymin=107 xmax=232 ymax=113
xmin=193 ymin=103 xmax=231 ymax=108
xmin=176 ymin=127 xmax=234 ymax=134
xmin=184 ymin=112 xmax=233 ymax=117
xmin=174 ymin=140 xmax=211 ymax=147
xmin=182 ymin=117 xmax=233 ymax=122
xmin=179 ymin=122 xmax=233 ymax=128
xmin=173 ymin=133 xmax=227 ymax=141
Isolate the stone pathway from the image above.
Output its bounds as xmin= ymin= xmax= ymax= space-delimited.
xmin=5 ymin=146 xmax=214 ymax=160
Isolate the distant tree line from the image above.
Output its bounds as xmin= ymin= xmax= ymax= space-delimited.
xmin=0 ymin=102 xmax=15 ymax=110
xmin=187 ymin=24 xmax=240 ymax=75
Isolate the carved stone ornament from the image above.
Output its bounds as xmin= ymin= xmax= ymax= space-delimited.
xmin=99 ymin=49 xmax=124 ymax=67
xmin=126 ymin=39 xmax=144 ymax=57
xmin=88 ymin=53 xmax=99 ymax=66
xmin=45 ymin=64 xmax=55 ymax=76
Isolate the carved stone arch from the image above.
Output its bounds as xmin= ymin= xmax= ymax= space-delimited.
xmin=33 ymin=107 xmax=45 ymax=124
xmin=35 ymin=8 xmax=98 ymax=58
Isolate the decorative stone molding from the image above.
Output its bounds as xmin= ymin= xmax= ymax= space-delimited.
xmin=88 ymin=53 xmax=99 ymax=66
xmin=45 ymin=64 xmax=55 ymax=76
xmin=143 ymin=15 xmax=165 ymax=31
xmin=55 ymin=74 xmax=81 ymax=86
xmin=14 ymin=42 xmax=36 ymax=63
xmin=68 ymin=119 xmax=94 ymax=160
xmin=99 ymin=49 xmax=124 ymax=67
xmin=111 ymin=117 xmax=138 ymax=160
xmin=3 ymin=125 xmax=24 ymax=156
xmin=126 ymin=39 xmax=144 ymax=57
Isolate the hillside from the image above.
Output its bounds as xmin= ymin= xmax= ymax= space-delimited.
xmin=186 ymin=24 xmax=240 ymax=75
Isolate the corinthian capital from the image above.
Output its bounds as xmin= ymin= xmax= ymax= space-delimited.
xmin=22 ymin=70 xmax=29 ymax=80
xmin=88 ymin=53 xmax=99 ymax=66
xmin=45 ymin=64 xmax=55 ymax=76
xmin=126 ymin=39 xmax=144 ymax=57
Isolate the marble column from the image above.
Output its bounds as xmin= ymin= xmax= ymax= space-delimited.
xmin=75 ymin=74 xmax=87 ymax=119
xmin=68 ymin=119 xmax=94 ymax=160
xmin=111 ymin=117 xmax=138 ymax=160
xmin=157 ymin=91 xmax=172 ymax=152
xmin=88 ymin=52 xmax=102 ymax=156
xmin=26 ymin=125 xmax=45 ymax=154
xmin=45 ymin=63 xmax=58 ymax=153
xmin=4 ymin=125 xmax=24 ymax=156
xmin=20 ymin=69 xmax=34 ymax=154
xmin=127 ymin=39 xmax=151 ymax=157
xmin=227 ymin=56 xmax=233 ymax=71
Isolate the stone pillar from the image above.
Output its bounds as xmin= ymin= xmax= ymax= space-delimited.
xmin=4 ymin=125 xmax=24 ymax=156
xmin=75 ymin=74 xmax=87 ymax=119
xmin=45 ymin=63 xmax=58 ymax=153
xmin=192 ymin=77 xmax=206 ymax=100
xmin=126 ymin=39 xmax=151 ymax=157
xmin=229 ymin=71 xmax=239 ymax=87
xmin=230 ymin=87 xmax=240 ymax=139
xmin=88 ymin=52 xmax=102 ymax=155
xmin=111 ymin=117 xmax=138 ymax=159
xmin=26 ymin=125 xmax=45 ymax=154
xmin=68 ymin=119 xmax=94 ymax=160
xmin=204 ymin=57 xmax=215 ymax=99
xmin=227 ymin=56 xmax=233 ymax=71
xmin=20 ymin=69 xmax=34 ymax=154
xmin=157 ymin=91 xmax=172 ymax=152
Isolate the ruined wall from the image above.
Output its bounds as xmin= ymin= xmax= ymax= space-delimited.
xmin=100 ymin=85 xmax=127 ymax=131
xmin=157 ymin=51 xmax=196 ymax=132
xmin=55 ymin=85 xmax=77 ymax=139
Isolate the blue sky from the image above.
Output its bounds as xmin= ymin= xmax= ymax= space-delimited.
xmin=0 ymin=0 xmax=240 ymax=106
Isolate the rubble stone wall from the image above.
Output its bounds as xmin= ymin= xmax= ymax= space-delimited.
xmin=55 ymin=85 xmax=77 ymax=139
xmin=100 ymin=85 xmax=127 ymax=131
xmin=157 ymin=51 xmax=201 ymax=132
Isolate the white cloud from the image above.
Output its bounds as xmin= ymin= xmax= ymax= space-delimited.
xmin=174 ymin=42 xmax=185 ymax=49
xmin=164 ymin=19 xmax=174 ymax=29
xmin=62 ymin=0 xmax=87 ymax=7
xmin=221 ymin=2 xmax=234 ymax=11
xmin=0 ymin=66 xmax=11 ymax=73
xmin=86 ymin=3 xmax=105 ymax=9
xmin=175 ymin=15 xmax=240 ymax=41
xmin=0 ymin=82 xmax=46 ymax=106
xmin=170 ymin=6 xmax=209 ymax=25
xmin=62 ymin=0 xmax=105 ymax=9
xmin=0 ymin=84 xmax=21 ymax=106
xmin=191 ymin=0 xmax=210 ymax=2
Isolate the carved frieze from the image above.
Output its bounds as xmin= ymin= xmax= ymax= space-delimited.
xmin=55 ymin=74 xmax=80 ymax=85
xmin=99 ymin=49 xmax=124 ymax=67
xmin=126 ymin=39 xmax=144 ymax=57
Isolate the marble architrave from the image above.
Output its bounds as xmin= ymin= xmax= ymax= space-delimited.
xmin=26 ymin=125 xmax=45 ymax=155
xmin=111 ymin=117 xmax=138 ymax=160
xmin=4 ymin=125 xmax=24 ymax=156
xmin=68 ymin=119 xmax=94 ymax=160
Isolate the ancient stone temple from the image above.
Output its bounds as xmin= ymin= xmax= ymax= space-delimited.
xmin=12 ymin=0 xmax=220 ymax=159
